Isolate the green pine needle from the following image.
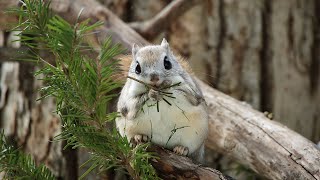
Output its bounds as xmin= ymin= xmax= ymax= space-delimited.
xmin=0 ymin=131 xmax=55 ymax=180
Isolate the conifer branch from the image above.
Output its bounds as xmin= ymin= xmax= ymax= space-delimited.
xmin=0 ymin=131 xmax=55 ymax=180
xmin=6 ymin=0 xmax=159 ymax=179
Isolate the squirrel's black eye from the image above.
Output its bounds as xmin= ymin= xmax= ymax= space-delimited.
xmin=164 ymin=56 xmax=172 ymax=70
xmin=135 ymin=62 xmax=141 ymax=74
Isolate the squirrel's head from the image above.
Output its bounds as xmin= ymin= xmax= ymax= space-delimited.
xmin=129 ymin=38 xmax=183 ymax=87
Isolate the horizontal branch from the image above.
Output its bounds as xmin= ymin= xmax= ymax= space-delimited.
xmin=150 ymin=145 xmax=231 ymax=179
xmin=129 ymin=0 xmax=201 ymax=40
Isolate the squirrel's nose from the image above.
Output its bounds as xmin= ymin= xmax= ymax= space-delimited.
xmin=150 ymin=73 xmax=160 ymax=83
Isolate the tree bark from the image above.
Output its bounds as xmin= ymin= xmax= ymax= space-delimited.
xmin=0 ymin=56 xmax=63 ymax=177
xmin=269 ymin=0 xmax=320 ymax=142
xmin=149 ymin=145 xmax=231 ymax=180
xmin=198 ymin=79 xmax=320 ymax=180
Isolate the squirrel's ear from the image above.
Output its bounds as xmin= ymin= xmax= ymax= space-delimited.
xmin=132 ymin=43 xmax=140 ymax=57
xmin=161 ymin=38 xmax=169 ymax=50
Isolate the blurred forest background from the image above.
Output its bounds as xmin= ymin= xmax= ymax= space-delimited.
xmin=0 ymin=0 xmax=319 ymax=179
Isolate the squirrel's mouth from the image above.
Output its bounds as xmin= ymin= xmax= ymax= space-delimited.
xmin=151 ymin=79 xmax=172 ymax=88
xmin=149 ymin=82 xmax=162 ymax=88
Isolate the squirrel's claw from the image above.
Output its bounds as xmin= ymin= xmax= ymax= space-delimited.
xmin=130 ymin=134 xmax=149 ymax=147
xmin=173 ymin=145 xmax=189 ymax=156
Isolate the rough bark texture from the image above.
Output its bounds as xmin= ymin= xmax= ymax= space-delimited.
xmin=168 ymin=2 xmax=209 ymax=83
xmin=199 ymin=79 xmax=320 ymax=180
xmin=149 ymin=145 xmax=231 ymax=180
xmin=0 ymin=0 xmax=19 ymax=31
xmin=0 ymin=47 xmax=63 ymax=177
xmin=269 ymin=0 xmax=320 ymax=142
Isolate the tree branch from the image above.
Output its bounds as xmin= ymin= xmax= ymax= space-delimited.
xmin=129 ymin=0 xmax=201 ymax=40
xmin=150 ymin=145 xmax=231 ymax=180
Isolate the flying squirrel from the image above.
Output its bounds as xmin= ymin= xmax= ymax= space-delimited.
xmin=115 ymin=38 xmax=208 ymax=162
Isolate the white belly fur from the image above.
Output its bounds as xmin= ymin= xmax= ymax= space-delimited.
xmin=116 ymin=90 xmax=208 ymax=154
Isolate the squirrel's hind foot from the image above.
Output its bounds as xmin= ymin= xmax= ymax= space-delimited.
xmin=130 ymin=134 xmax=149 ymax=147
xmin=173 ymin=145 xmax=189 ymax=156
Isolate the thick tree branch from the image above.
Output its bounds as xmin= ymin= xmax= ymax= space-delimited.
xmin=150 ymin=145 xmax=231 ymax=180
xmin=198 ymin=80 xmax=320 ymax=180
xmin=129 ymin=0 xmax=201 ymax=40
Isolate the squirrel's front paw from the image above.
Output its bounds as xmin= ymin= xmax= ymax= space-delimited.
xmin=161 ymin=79 xmax=172 ymax=88
xmin=130 ymin=134 xmax=149 ymax=147
xmin=173 ymin=145 xmax=189 ymax=156
xmin=148 ymin=89 xmax=162 ymax=101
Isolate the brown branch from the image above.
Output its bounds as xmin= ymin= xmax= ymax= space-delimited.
xmin=129 ymin=0 xmax=201 ymax=40
xmin=149 ymin=145 xmax=231 ymax=180
xmin=49 ymin=0 xmax=149 ymax=51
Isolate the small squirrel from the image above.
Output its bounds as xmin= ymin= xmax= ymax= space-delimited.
xmin=116 ymin=38 xmax=208 ymax=162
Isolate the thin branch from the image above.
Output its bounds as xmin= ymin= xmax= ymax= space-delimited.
xmin=129 ymin=0 xmax=201 ymax=40
xmin=126 ymin=75 xmax=180 ymax=94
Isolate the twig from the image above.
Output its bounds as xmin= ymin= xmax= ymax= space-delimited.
xmin=160 ymin=82 xmax=181 ymax=90
xmin=129 ymin=0 xmax=201 ymax=40
xmin=127 ymin=75 xmax=180 ymax=93
xmin=165 ymin=124 xmax=190 ymax=146
xmin=127 ymin=75 xmax=154 ymax=90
